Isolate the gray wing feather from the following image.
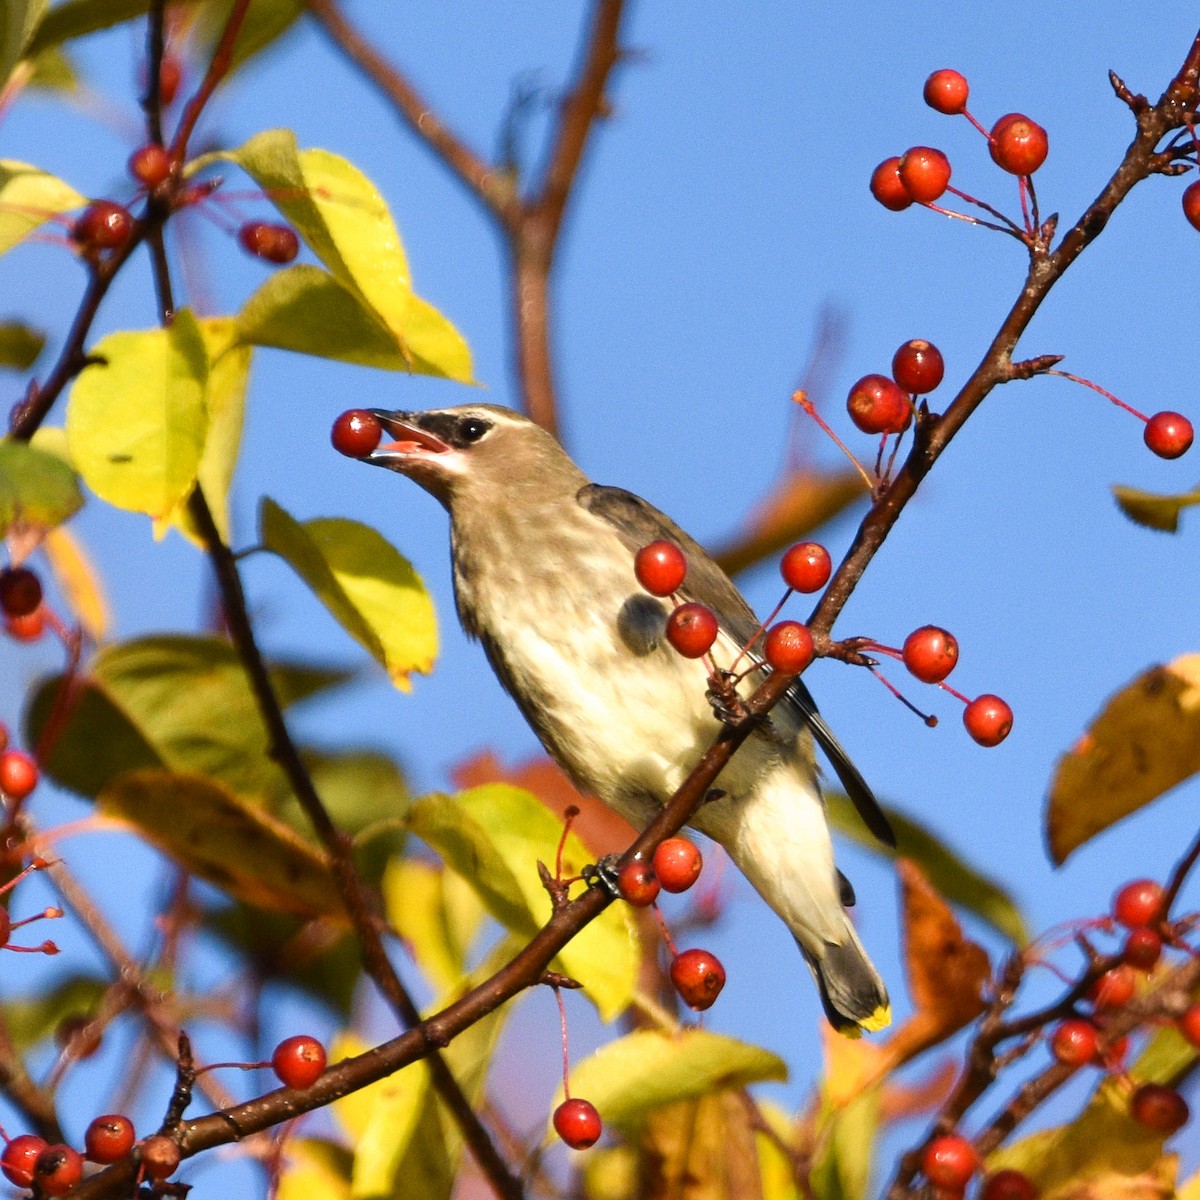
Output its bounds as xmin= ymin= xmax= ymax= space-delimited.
xmin=578 ymin=483 xmax=896 ymax=848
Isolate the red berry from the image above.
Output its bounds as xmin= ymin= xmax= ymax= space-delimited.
xmin=128 ymin=144 xmax=173 ymax=188
xmin=898 ymin=146 xmax=952 ymax=204
xmin=33 ymin=1144 xmax=83 ymax=1196
xmin=1089 ymin=964 xmax=1136 ymax=1010
xmin=1050 ymin=1019 xmax=1099 ymax=1066
xmin=553 ymin=1097 xmax=602 ymax=1149
xmin=0 ymin=750 xmax=38 ymax=801
xmin=1183 ymin=180 xmax=1200 ymax=232
xmin=923 ymin=69 xmax=970 ymax=116
xmin=272 ymin=1034 xmax=326 ymax=1089
xmin=963 ymin=694 xmax=1012 ymax=747
xmin=981 ymin=1169 xmax=1039 ymax=1200
xmin=1143 ymin=411 xmax=1193 ymax=459
xmin=846 ymin=374 xmax=911 ymax=435
xmin=85 ymin=1114 xmax=135 ymax=1164
xmin=73 ymin=200 xmax=134 ymax=251
xmin=989 ymin=113 xmax=1049 ymax=176
xmin=0 ymin=908 xmax=10 ymax=944
xmin=780 ymin=542 xmax=831 ymax=593
xmin=1123 ymin=928 xmax=1162 ymax=972
xmin=665 ymin=603 xmax=719 ymax=659
xmin=764 ymin=621 xmax=814 ymax=674
xmin=139 ymin=1135 xmax=181 ymax=1181
xmin=634 ymin=540 xmax=687 ymax=597
xmin=616 ymin=860 xmax=660 ymax=907
xmin=6 ymin=607 xmax=46 ymax=642
xmin=331 ymin=409 xmax=382 ymax=458
xmin=1130 ymin=1083 xmax=1189 ymax=1134
xmin=157 ymin=55 xmax=181 ymax=106
xmin=0 ymin=566 xmax=41 ymax=617
xmin=891 ymin=339 xmax=945 ymax=395
xmin=902 ymin=625 xmax=959 ymax=684
xmin=869 ymin=156 xmax=913 ymax=212
xmin=652 ymin=837 xmax=703 ymax=894
xmin=1179 ymin=1003 xmax=1200 ymax=1048
xmin=2 ymin=1135 xmax=48 ymax=1186
xmin=670 ymin=947 xmax=726 ymax=1011
xmin=921 ymin=1134 xmax=978 ymax=1190
xmin=1113 ymin=879 xmax=1165 ymax=929
xmin=238 ymin=221 xmax=300 ymax=264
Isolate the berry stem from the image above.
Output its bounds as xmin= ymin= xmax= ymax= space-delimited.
xmin=791 ymin=390 xmax=875 ymax=491
xmin=553 ymin=986 xmax=572 ymax=1098
xmin=169 ymin=0 xmax=252 ymax=161
xmin=867 ymin=666 xmax=938 ymax=726
xmin=1044 ymin=368 xmax=1147 ymax=420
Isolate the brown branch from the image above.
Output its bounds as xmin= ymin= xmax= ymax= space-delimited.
xmin=308 ymin=0 xmax=629 ymax=438
xmin=0 ymin=1013 xmax=61 ymax=1142
xmin=185 ymin=492 xmax=525 ymax=1200
xmin=305 ymin=0 xmax=519 ymax=227
xmin=68 ymin=668 xmax=791 ymax=1200
xmin=808 ymin=30 xmax=1200 ymax=639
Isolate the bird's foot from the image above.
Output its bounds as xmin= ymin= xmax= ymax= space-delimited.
xmin=582 ymin=854 xmax=623 ymax=897
xmin=706 ymin=672 xmax=751 ymax=725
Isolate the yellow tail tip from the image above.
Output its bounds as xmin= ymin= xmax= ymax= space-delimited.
xmin=858 ymin=1004 xmax=892 ymax=1034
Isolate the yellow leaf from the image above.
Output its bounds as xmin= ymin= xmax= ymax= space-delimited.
xmin=1046 ymin=656 xmax=1200 ymax=864
xmin=42 ymin=525 xmax=108 ymax=640
xmin=0 ymin=160 xmax=83 ymax=254
xmin=277 ymin=1138 xmax=353 ymax=1200
xmin=260 ymin=498 xmax=438 ymax=690
xmin=557 ymin=1028 xmax=786 ymax=1132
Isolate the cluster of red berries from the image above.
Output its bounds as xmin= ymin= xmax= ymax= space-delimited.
xmin=0 ymin=565 xmax=47 ymax=642
xmin=332 ymin=409 xmax=384 ymax=458
xmin=633 ymin=538 xmax=824 ymax=676
xmin=1043 ymin=879 xmax=1193 ymax=1135
xmin=616 ymin=836 xmax=727 ymax=1014
xmin=899 ymin=624 xmax=1013 ymax=748
xmin=0 ymin=1034 xmax=327 ymax=1190
xmin=846 ymin=337 xmax=944 ymax=439
xmin=871 ymin=68 xmax=1048 ymax=213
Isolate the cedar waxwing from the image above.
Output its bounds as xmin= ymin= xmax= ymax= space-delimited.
xmin=363 ymin=403 xmax=892 ymax=1033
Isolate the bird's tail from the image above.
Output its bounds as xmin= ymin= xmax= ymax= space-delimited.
xmin=798 ymin=923 xmax=891 ymax=1036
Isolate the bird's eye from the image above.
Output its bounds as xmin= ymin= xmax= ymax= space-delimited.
xmin=459 ymin=417 xmax=490 ymax=442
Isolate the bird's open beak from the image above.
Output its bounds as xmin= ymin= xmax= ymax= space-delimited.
xmin=365 ymin=410 xmax=452 ymax=467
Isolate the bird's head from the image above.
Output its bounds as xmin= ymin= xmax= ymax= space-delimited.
xmin=362 ymin=404 xmax=584 ymax=511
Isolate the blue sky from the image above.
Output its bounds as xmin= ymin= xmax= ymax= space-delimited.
xmin=1 ymin=3 xmax=1197 ymax=1189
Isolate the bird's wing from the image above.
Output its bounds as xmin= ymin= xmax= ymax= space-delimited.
xmin=578 ymin=483 xmax=896 ymax=848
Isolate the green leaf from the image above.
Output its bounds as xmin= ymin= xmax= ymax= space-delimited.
xmin=26 ymin=0 xmax=167 ymax=55
xmin=382 ymin=858 xmax=485 ymax=995
xmin=98 ymin=769 xmax=343 ymax=918
xmin=0 ymin=160 xmax=84 ymax=255
xmin=0 ymin=437 xmax=83 ymax=537
xmin=260 ymin=497 xmax=438 ymax=691
xmin=0 ymin=0 xmax=47 ymax=90
xmin=1113 ymin=483 xmax=1200 ymax=533
xmin=191 ymin=0 xmax=304 ymax=73
xmin=28 ymin=634 xmax=350 ymax=804
xmin=0 ymin=320 xmax=45 ymax=368
xmin=66 ymin=312 xmax=209 ymax=520
xmin=25 ymin=45 xmax=77 ymax=91
xmin=1046 ymin=655 xmax=1200 ymax=865
xmin=556 ymin=1028 xmax=787 ymax=1132
xmin=410 ymin=783 xmax=639 ymax=1021
xmin=827 ymin=793 xmax=1028 ymax=944
xmin=196 ymin=128 xmax=472 ymax=381
xmin=157 ymin=317 xmax=251 ymax=544
xmin=205 ymin=902 xmax=361 ymax=1015
xmin=2 ymin=975 xmax=106 ymax=1050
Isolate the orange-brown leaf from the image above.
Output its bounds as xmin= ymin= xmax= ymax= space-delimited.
xmin=884 ymin=858 xmax=990 ymax=1066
